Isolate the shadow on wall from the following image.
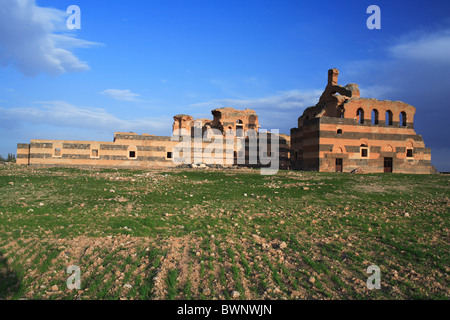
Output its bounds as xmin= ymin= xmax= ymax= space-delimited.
xmin=0 ymin=251 xmax=22 ymax=299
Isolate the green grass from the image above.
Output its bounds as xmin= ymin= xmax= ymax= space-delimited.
xmin=0 ymin=166 xmax=448 ymax=300
xmin=166 ymin=269 xmax=179 ymax=300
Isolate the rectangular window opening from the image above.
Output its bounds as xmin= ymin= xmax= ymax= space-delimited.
xmin=129 ymin=151 xmax=136 ymax=158
xmin=406 ymin=149 xmax=413 ymax=158
xmin=361 ymin=148 xmax=368 ymax=158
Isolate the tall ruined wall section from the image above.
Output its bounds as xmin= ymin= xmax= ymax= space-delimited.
xmin=291 ymin=69 xmax=432 ymax=174
xmin=17 ymin=69 xmax=432 ymax=174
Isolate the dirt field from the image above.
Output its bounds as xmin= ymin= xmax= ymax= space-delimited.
xmin=0 ymin=165 xmax=448 ymax=300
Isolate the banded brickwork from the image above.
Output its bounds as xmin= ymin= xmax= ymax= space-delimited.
xmin=16 ymin=130 xmax=290 ymax=169
xmin=16 ymin=143 xmax=31 ymax=165
xmin=317 ymin=117 xmax=431 ymax=173
xmin=290 ymin=69 xmax=432 ymax=174
xmin=17 ymin=133 xmax=176 ymax=168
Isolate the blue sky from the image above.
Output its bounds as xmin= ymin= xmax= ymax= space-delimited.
xmin=1 ymin=0 xmax=449 ymax=171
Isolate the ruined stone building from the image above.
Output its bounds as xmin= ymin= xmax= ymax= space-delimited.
xmin=290 ymin=69 xmax=432 ymax=173
xmin=173 ymin=107 xmax=259 ymax=138
xmin=16 ymin=107 xmax=290 ymax=170
xmin=16 ymin=68 xmax=432 ymax=173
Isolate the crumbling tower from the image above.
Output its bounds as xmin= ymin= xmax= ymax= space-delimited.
xmin=290 ymin=68 xmax=431 ymax=173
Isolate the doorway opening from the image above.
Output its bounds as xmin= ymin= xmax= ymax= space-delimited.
xmin=335 ymin=158 xmax=343 ymax=172
xmin=384 ymin=157 xmax=393 ymax=173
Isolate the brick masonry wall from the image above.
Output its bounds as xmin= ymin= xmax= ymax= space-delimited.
xmin=17 ymin=131 xmax=291 ymax=170
xmin=16 ymin=143 xmax=31 ymax=165
xmin=316 ymin=117 xmax=431 ymax=173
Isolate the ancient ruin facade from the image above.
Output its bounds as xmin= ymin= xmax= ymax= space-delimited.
xmin=16 ymin=69 xmax=432 ymax=173
xmin=290 ymin=69 xmax=432 ymax=173
xmin=16 ymin=107 xmax=290 ymax=170
xmin=173 ymin=107 xmax=260 ymax=138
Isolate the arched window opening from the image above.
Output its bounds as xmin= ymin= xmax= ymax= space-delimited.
xmin=337 ymin=129 xmax=343 ymax=134
xmin=248 ymin=115 xmax=257 ymax=129
xmin=400 ymin=111 xmax=407 ymax=127
xmin=385 ymin=110 xmax=393 ymax=126
xmin=236 ymin=119 xmax=244 ymax=138
xmin=357 ymin=108 xmax=364 ymax=124
xmin=178 ymin=119 xmax=182 ymax=136
xmin=337 ymin=106 xmax=345 ymax=118
xmin=371 ymin=109 xmax=379 ymax=125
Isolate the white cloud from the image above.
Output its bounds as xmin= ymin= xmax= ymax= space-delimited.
xmin=388 ymin=29 xmax=450 ymax=65
xmin=191 ymin=89 xmax=321 ymax=111
xmin=0 ymin=0 xmax=101 ymax=76
xmin=189 ymin=89 xmax=322 ymax=133
xmin=359 ymin=85 xmax=394 ymax=99
xmin=0 ymin=101 xmax=171 ymax=134
xmin=209 ymin=76 xmax=271 ymax=99
xmin=100 ymin=89 xmax=144 ymax=102
xmin=342 ymin=27 xmax=450 ymax=106
xmin=343 ymin=25 xmax=450 ymax=170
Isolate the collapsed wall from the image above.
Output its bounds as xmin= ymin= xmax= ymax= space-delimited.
xmin=17 ymin=69 xmax=433 ymax=173
xmin=290 ymin=69 xmax=432 ymax=173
